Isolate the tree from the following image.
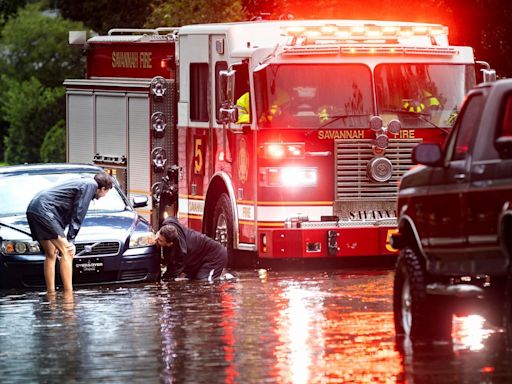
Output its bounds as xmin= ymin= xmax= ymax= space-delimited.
xmin=0 ymin=0 xmax=28 ymax=26
xmin=55 ymin=0 xmax=153 ymax=34
xmin=2 ymin=77 xmax=64 ymax=164
xmin=145 ymin=0 xmax=244 ymax=27
xmin=0 ymin=3 xmax=85 ymax=163
xmin=0 ymin=3 xmax=86 ymax=88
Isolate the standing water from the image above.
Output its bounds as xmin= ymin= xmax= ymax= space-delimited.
xmin=0 ymin=269 xmax=510 ymax=383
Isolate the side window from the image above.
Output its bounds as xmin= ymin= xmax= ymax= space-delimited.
xmin=215 ymin=61 xmax=228 ymax=124
xmin=233 ymin=63 xmax=250 ymax=124
xmin=449 ymin=94 xmax=484 ymax=161
xmin=499 ymin=93 xmax=512 ymax=137
xmin=190 ymin=63 xmax=209 ymax=122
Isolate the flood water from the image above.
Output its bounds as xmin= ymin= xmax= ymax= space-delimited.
xmin=1 ymin=268 xmax=511 ymax=383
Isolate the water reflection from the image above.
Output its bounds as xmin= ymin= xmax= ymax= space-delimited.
xmin=0 ymin=270 xmax=511 ymax=383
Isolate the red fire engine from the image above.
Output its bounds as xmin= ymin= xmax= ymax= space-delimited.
xmin=64 ymin=20 xmax=494 ymax=263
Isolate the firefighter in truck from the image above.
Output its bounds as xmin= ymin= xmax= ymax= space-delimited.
xmin=64 ymin=19 xmax=495 ymax=266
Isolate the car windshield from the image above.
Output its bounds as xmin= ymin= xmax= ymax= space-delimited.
xmin=375 ymin=64 xmax=476 ymax=128
xmin=0 ymin=172 xmax=127 ymax=217
xmin=254 ymin=64 xmax=374 ymax=129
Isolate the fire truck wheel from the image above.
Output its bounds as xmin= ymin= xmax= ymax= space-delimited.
xmin=393 ymin=246 xmax=453 ymax=343
xmin=212 ymin=193 xmax=234 ymax=265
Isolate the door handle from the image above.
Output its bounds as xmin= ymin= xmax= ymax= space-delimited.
xmin=454 ymin=173 xmax=466 ymax=180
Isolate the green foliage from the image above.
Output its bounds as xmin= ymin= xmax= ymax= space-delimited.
xmin=0 ymin=3 xmax=86 ymax=88
xmin=40 ymin=119 xmax=65 ymax=163
xmin=55 ymin=0 xmax=152 ymax=34
xmin=0 ymin=0 xmax=27 ymax=27
xmin=2 ymin=77 xmax=65 ymax=164
xmin=145 ymin=0 xmax=244 ymax=27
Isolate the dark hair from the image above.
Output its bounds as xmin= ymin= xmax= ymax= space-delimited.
xmin=159 ymin=224 xmax=178 ymax=243
xmin=94 ymin=172 xmax=113 ymax=190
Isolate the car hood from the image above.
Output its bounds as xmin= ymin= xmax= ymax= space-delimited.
xmin=0 ymin=210 xmax=140 ymax=242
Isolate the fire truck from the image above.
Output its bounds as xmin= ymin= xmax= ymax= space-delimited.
xmin=64 ymin=19 xmax=493 ymax=263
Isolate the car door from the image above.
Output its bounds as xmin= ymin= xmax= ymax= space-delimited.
xmin=464 ymin=91 xmax=512 ymax=273
xmin=425 ymin=93 xmax=484 ymax=264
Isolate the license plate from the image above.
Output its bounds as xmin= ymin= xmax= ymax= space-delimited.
xmin=74 ymin=257 xmax=104 ymax=274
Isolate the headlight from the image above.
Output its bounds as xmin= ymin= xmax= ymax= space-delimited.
xmin=129 ymin=231 xmax=156 ymax=249
xmin=259 ymin=167 xmax=318 ymax=187
xmin=1 ymin=240 xmax=41 ymax=255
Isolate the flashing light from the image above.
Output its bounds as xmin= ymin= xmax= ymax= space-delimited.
xmin=260 ymin=167 xmax=317 ymax=187
xmin=320 ymin=25 xmax=336 ymax=34
xmin=260 ymin=143 xmax=305 ymax=159
xmin=305 ymin=30 xmax=321 ymax=38
xmin=282 ymin=23 xmax=448 ymax=42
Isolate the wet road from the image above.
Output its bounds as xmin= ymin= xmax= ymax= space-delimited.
xmin=1 ymin=268 xmax=511 ymax=383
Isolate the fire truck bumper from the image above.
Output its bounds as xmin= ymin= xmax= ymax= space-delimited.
xmin=258 ymin=225 xmax=399 ymax=258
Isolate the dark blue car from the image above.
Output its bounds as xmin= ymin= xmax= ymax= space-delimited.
xmin=0 ymin=163 xmax=160 ymax=288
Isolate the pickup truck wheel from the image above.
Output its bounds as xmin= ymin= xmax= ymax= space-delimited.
xmin=212 ymin=193 xmax=234 ymax=266
xmin=393 ymin=247 xmax=453 ymax=342
xmin=504 ymin=275 xmax=512 ymax=348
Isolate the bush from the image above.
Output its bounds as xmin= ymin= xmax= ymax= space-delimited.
xmin=40 ymin=120 xmax=66 ymax=163
xmin=2 ymin=77 xmax=64 ymax=164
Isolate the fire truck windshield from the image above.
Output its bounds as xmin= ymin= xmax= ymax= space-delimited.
xmin=375 ymin=63 xmax=476 ymax=128
xmin=254 ymin=64 xmax=374 ymax=129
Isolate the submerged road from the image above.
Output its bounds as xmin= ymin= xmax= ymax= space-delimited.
xmin=0 ymin=268 xmax=511 ymax=383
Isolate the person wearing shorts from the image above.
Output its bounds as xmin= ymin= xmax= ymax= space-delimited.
xmin=154 ymin=217 xmax=227 ymax=282
xmin=26 ymin=172 xmax=112 ymax=293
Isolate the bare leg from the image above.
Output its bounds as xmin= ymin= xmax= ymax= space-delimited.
xmin=50 ymin=237 xmax=75 ymax=293
xmin=39 ymin=240 xmax=57 ymax=293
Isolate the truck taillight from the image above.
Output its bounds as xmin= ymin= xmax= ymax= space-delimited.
xmin=260 ymin=167 xmax=317 ymax=187
xmin=260 ymin=143 xmax=305 ymax=159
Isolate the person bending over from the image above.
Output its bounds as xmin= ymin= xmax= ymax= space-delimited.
xmin=26 ymin=172 xmax=112 ymax=293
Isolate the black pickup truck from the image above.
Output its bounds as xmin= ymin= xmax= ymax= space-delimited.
xmin=392 ymin=79 xmax=512 ymax=342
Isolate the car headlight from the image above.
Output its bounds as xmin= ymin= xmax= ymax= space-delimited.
xmin=129 ymin=231 xmax=156 ymax=249
xmin=1 ymin=240 xmax=41 ymax=255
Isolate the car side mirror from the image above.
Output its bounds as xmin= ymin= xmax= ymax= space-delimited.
xmin=496 ymin=136 xmax=512 ymax=159
xmin=412 ymin=143 xmax=443 ymax=167
xmin=131 ymin=195 xmax=148 ymax=208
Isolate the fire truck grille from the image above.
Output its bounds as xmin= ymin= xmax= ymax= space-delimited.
xmin=335 ymin=138 xmax=421 ymax=201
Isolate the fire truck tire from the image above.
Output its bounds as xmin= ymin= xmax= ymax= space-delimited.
xmin=393 ymin=246 xmax=453 ymax=343
xmin=212 ymin=193 xmax=235 ymax=266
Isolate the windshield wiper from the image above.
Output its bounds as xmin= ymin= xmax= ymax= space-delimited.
xmin=382 ymin=109 xmax=450 ymax=134
xmin=306 ymin=113 xmax=371 ymax=136
xmin=0 ymin=220 xmax=32 ymax=237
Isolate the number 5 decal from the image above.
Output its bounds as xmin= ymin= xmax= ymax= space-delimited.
xmin=385 ymin=229 xmax=399 ymax=252
xmin=193 ymin=136 xmax=204 ymax=175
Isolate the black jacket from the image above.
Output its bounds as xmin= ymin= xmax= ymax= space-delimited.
xmin=27 ymin=177 xmax=98 ymax=242
xmin=162 ymin=217 xmax=226 ymax=278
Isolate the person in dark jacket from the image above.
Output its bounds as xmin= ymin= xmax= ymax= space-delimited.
xmin=154 ymin=217 xmax=227 ymax=281
xmin=26 ymin=172 xmax=113 ymax=293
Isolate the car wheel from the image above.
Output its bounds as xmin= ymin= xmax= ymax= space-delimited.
xmin=212 ymin=193 xmax=234 ymax=266
xmin=393 ymin=246 xmax=453 ymax=342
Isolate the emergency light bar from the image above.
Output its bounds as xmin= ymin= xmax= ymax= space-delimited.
xmin=283 ymin=45 xmax=458 ymax=56
xmin=282 ymin=22 xmax=449 ymax=46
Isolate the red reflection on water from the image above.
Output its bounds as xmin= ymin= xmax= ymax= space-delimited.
xmin=220 ymin=287 xmax=238 ymax=384
xmin=270 ymin=284 xmax=402 ymax=383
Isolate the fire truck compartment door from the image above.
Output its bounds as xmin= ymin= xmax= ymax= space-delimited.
xmin=95 ymin=94 xmax=127 ymax=158
xmin=67 ymin=92 xmax=94 ymax=164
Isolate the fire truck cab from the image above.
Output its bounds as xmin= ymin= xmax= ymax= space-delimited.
xmin=65 ymin=20 xmax=489 ymax=263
